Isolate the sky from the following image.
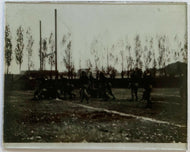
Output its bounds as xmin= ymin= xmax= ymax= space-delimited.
xmin=5 ymin=2 xmax=187 ymax=74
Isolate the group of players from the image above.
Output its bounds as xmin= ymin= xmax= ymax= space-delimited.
xmin=79 ymin=71 xmax=116 ymax=103
xmin=33 ymin=69 xmax=153 ymax=108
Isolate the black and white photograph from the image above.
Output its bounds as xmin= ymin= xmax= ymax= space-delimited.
xmin=3 ymin=1 xmax=187 ymax=146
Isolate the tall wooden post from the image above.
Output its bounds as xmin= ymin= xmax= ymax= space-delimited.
xmin=55 ymin=9 xmax=57 ymax=72
xmin=39 ymin=20 xmax=42 ymax=71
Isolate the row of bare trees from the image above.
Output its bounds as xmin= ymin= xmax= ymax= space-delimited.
xmin=5 ymin=25 xmax=30 ymax=74
xmin=89 ymin=34 xmax=187 ymax=76
xmin=5 ymin=25 xmax=187 ymax=76
xmin=5 ymin=25 xmax=72 ymax=74
xmin=40 ymin=32 xmax=55 ymax=71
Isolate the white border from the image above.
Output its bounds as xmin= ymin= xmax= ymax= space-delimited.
xmin=2 ymin=143 xmax=187 ymax=150
xmin=1 ymin=0 xmax=190 ymax=2
xmin=0 ymin=0 xmax=5 ymax=152
xmin=0 ymin=0 xmax=189 ymax=152
xmin=186 ymin=1 xmax=189 ymax=152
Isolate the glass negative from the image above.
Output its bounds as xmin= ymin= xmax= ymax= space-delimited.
xmin=3 ymin=1 xmax=187 ymax=149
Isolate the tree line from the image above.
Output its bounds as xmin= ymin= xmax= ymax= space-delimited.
xmin=5 ymin=25 xmax=187 ymax=77
xmin=5 ymin=25 xmax=69 ymax=74
xmin=90 ymin=34 xmax=187 ymax=77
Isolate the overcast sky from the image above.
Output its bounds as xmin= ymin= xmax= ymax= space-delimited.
xmin=5 ymin=2 xmax=187 ymax=74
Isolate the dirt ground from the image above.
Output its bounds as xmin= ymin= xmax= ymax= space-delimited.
xmin=3 ymin=88 xmax=187 ymax=143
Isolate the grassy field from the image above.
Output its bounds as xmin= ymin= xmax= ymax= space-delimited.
xmin=3 ymin=88 xmax=187 ymax=143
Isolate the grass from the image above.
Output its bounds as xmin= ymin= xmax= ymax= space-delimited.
xmin=3 ymin=88 xmax=187 ymax=143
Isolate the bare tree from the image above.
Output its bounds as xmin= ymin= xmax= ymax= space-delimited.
xmin=5 ymin=25 xmax=13 ymax=74
xmin=157 ymin=35 xmax=169 ymax=76
xmin=94 ymin=52 xmax=100 ymax=72
xmin=91 ymin=38 xmax=106 ymax=72
xmin=48 ymin=33 xmax=55 ymax=71
xmin=105 ymin=48 xmax=109 ymax=70
xmin=120 ymin=50 xmax=124 ymax=71
xmin=144 ymin=37 xmax=153 ymax=70
xmin=107 ymin=51 xmax=114 ymax=75
xmin=86 ymin=59 xmax=92 ymax=71
xmin=114 ymin=56 xmax=119 ymax=67
xmin=26 ymin=28 xmax=34 ymax=71
xmin=143 ymin=45 xmax=148 ymax=70
xmin=109 ymin=45 xmax=119 ymax=72
xmin=63 ymin=40 xmax=74 ymax=79
xmin=174 ymin=51 xmax=179 ymax=62
xmin=42 ymin=38 xmax=48 ymax=70
xmin=15 ymin=26 xmax=24 ymax=73
xmin=91 ymin=39 xmax=100 ymax=72
xmin=152 ymin=50 xmax=157 ymax=77
xmin=125 ymin=41 xmax=134 ymax=72
xmin=62 ymin=32 xmax=74 ymax=78
xmin=134 ymin=35 xmax=143 ymax=69
xmin=172 ymin=34 xmax=180 ymax=63
xmin=158 ymin=36 xmax=166 ymax=69
xmin=126 ymin=55 xmax=133 ymax=71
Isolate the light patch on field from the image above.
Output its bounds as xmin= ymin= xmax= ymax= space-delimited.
xmin=67 ymin=101 xmax=186 ymax=128
xmin=154 ymin=100 xmax=180 ymax=105
xmin=151 ymin=93 xmax=181 ymax=98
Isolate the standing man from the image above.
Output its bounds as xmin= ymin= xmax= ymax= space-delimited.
xmin=99 ymin=72 xmax=115 ymax=100
xmin=130 ymin=69 xmax=139 ymax=101
xmin=143 ymin=70 xmax=153 ymax=108
xmin=80 ymin=71 xmax=90 ymax=103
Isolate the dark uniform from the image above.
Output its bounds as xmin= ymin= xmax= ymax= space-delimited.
xmin=33 ymin=77 xmax=45 ymax=100
xmin=63 ymin=81 xmax=75 ymax=99
xmin=99 ymin=72 xmax=107 ymax=99
xmin=142 ymin=70 xmax=153 ymax=108
xmin=89 ymin=72 xmax=98 ymax=97
xmin=47 ymin=78 xmax=59 ymax=99
xmin=89 ymin=72 xmax=95 ymax=90
xmin=99 ymin=72 xmax=115 ymax=100
xmin=121 ymin=71 xmax=124 ymax=79
xmin=105 ymin=82 xmax=115 ymax=100
xmin=80 ymin=71 xmax=90 ymax=103
xmin=130 ymin=70 xmax=139 ymax=101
